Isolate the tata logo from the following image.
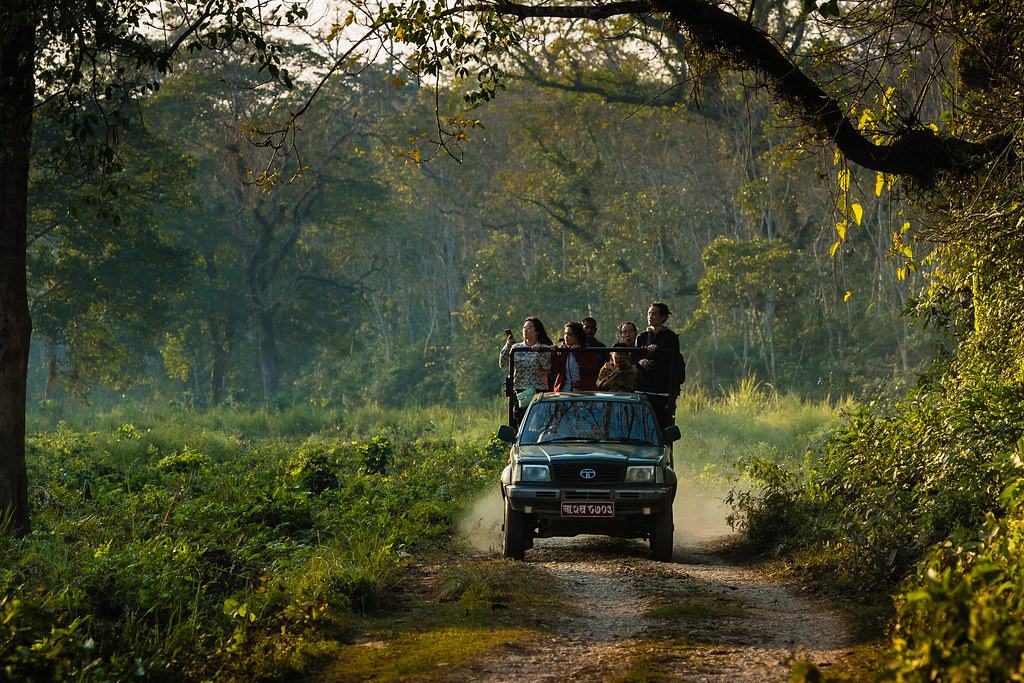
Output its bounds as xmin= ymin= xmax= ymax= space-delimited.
xmin=579 ymin=468 xmax=597 ymax=480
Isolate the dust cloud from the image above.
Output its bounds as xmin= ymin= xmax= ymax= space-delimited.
xmin=455 ymin=476 xmax=735 ymax=552
xmin=457 ymin=486 xmax=506 ymax=553
xmin=671 ymin=480 xmax=734 ymax=544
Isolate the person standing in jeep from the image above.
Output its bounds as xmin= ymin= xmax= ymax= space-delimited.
xmin=636 ymin=301 xmax=683 ymax=428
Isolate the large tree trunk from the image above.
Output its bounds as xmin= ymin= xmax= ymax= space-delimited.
xmin=0 ymin=13 xmax=36 ymax=536
xmin=201 ymin=250 xmax=230 ymax=408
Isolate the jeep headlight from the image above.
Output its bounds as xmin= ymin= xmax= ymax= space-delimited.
xmin=625 ymin=466 xmax=661 ymax=483
xmin=516 ymin=464 xmax=551 ymax=482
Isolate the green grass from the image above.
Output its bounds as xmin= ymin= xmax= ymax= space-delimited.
xmin=314 ymin=554 xmax=571 ymax=681
xmin=323 ymin=626 xmax=536 ymax=681
xmin=27 ymin=396 xmax=508 ymax=443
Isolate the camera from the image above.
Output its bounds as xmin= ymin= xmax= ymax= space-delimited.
xmin=504 ymin=328 xmax=513 ymax=337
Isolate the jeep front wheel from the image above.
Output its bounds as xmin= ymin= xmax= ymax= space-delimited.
xmin=502 ymin=498 xmax=527 ymax=560
xmin=649 ymin=512 xmax=674 ymax=562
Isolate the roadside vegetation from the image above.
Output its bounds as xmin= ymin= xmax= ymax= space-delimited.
xmin=1 ymin=403 xmax=506 ymax=680
xmin=735 ymin=235 xmax=1024 ymax=679
xmin=4 ymin=392 xmax=847 ymax=680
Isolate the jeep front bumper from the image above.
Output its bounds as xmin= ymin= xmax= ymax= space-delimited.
xmin=505 ymin=484 xmax=675 ymax=517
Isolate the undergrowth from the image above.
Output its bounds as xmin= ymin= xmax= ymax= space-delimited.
xmin=1 ymin=409 xmax=506 ymax=680
xmin=731 ymin=237 xmax=1024 ymax=681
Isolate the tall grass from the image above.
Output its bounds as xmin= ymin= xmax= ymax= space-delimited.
xmin=27 ymin=396 xmax=507 ymax=442
xmin=674 ymin=379 xmax=848 ymax=473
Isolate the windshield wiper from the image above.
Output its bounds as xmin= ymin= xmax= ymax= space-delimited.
xmin=532 ymin=436 xmax=593 ymax=444
xmin=604 ymin=438 xmax=656 ymax=445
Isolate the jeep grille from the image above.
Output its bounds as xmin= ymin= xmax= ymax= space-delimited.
xmin=551 ymin=462 xmax=624 ymax=484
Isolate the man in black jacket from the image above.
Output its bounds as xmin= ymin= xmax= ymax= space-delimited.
xmin=582 ymin=316 xmax=609 ymax=365
xmin=636 ymin=301 xmax=682 ymax=428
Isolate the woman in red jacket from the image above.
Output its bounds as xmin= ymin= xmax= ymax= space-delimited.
xmin=549 ymin=321 xmax=601 ymax=392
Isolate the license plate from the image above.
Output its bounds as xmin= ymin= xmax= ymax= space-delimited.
xmin=560 ymin=501 xmax=614 ymax=517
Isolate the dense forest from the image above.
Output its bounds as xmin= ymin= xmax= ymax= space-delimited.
xmin=25 ymin=38 xmax=932 ymax=410
xmin=6 ymin=0 xmax=1024 ymax=679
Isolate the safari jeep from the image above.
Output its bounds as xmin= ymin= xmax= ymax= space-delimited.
xmin=497 ymin=391 xmax=680 ymax=561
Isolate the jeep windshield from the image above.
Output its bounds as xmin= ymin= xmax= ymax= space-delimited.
xmin=520 ymin=399 xmax=661 ymax=445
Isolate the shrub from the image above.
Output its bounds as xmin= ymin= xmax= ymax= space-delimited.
xmin=888 ymin=488 xmax=1024 ymax=681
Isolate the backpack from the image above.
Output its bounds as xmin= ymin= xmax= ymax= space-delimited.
xmin=673 ymin=352 xmax=686 ymax=389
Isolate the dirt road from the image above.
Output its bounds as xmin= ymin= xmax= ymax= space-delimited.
xmin=447 ymin=488 xmax=856 ymax=682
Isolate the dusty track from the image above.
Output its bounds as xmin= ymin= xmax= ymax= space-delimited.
xmin=451 ymin=491 xmax=855 ymax=681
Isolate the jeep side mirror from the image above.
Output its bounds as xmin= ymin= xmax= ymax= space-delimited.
xmin=662 ymin=425 xmax=681 ymax=444
xmin=497 ymin=424 xmax=517 ymax=443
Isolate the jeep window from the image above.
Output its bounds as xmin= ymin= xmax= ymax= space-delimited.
xmin=520 ymin=400 xmax=661 ymax=445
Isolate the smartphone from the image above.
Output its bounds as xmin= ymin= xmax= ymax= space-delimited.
xmin=504 ymin=328 xmax=513 ymax=337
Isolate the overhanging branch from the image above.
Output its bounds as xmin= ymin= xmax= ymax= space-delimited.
xmin=489 ymin=0 xmax=1011 ymax=182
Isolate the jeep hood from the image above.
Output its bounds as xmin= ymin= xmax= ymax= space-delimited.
xmin=516 ymin=443 xmax=662 ymax=462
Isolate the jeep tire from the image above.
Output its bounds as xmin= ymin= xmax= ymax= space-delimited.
xmin=649 ymin=512 xmax=674 ymax=562
xmin=502 ymin=497 xmax=527 ymax=560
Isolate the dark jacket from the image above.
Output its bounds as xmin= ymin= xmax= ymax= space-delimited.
xmin=636 ymin=327 xmax=681 ymax=396
xmin=550 ymin=346 xmax=602 ymax=391
xmin=588 ymin=336 xmax=610 ymax=365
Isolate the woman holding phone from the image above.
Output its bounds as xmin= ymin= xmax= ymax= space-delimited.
xmin=500 ymin=317 xmax=554 ymax=424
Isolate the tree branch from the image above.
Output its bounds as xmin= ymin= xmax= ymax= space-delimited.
xmin=490 ymin=0 xmax=1011 ymax=182
xmin=494 ymin=0 xmax=649 ymax=20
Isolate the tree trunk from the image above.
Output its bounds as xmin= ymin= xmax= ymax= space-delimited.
xmin=44 ymin=339 xmax=62 ymax=402
xmin=255 ymin=309 xmax=280 ymax=402
xmin=208 ymin=318 xmax=229 ymax=407
xmin=764 ymin=287 xmax=777 ymax=384
xmin=201 ymin=250 xmax=230 ymax=408
xmin=0 ymin=13 xmax=36 ymax=535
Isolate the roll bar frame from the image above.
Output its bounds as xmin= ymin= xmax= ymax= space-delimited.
xmin=505 ymin=346 xmax=667 ymax=427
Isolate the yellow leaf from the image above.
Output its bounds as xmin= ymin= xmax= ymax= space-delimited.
xmin=391 ymin=74 xmax=405 ymax=89
xmin=903 ymin=246 xmax=913 ymax=258
xmin=836 ymin=220 xmax=848 ymax=241
xmin=838 ymin=168 xmax=850 ymax=192
xmin=901 ymin=221 xmax=911 ymax=234
xmin=395 ymin=26 xmax=405 ymax=41
xmin=844 ymin=291 xmax=853 ymax=302
xmin=875 ymin=172 xmax=885 ymax=197
xmin=851 ymin=203 xmax=863 ymax=225
xmin=411 ymin=148 xmax=422 ymax=162
xmin=830 ymin=240 xmax=841 ymax=258
xmin=926 ymin=122 xmax=939 ymax=132
xmin=833 ymin=148 xmax=841 ymax=165
xmin=897 ymin=267 xmax=906 ymax=281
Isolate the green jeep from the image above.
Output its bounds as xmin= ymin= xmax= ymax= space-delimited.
xmin=497 ymin=391 xmax=680 ymax=561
